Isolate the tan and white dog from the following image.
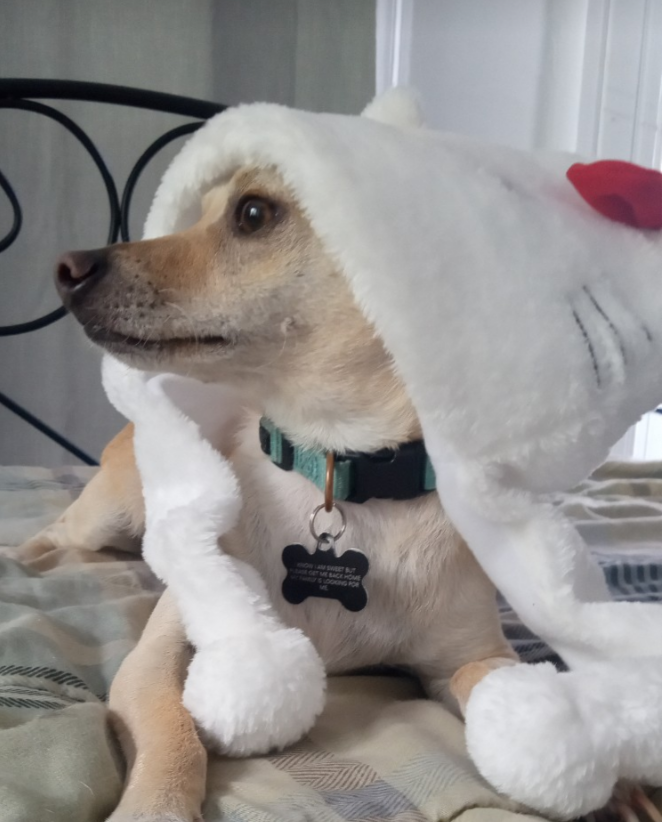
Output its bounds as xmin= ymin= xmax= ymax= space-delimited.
xmin=21 ymin=166 xmax=517 ymax=822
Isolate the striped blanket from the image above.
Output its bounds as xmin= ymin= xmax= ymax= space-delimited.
xmin=1 ymin=462 xmax=661 ymax=822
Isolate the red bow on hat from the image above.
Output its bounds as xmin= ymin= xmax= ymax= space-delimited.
xmin=567 ymin=160 xmax=662 ymax=229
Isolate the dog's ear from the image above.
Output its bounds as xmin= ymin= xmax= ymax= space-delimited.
xmin=361 ymin=87 xmax=425 ymax=129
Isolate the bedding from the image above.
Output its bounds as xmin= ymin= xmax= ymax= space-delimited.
xmin=0 ymin=462 xmax=661 ymax=822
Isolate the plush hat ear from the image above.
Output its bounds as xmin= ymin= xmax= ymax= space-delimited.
xmin=567 ymin=160 xmax=662 ymax=230
xmin=362 ymin=86 xmax=425 ymax=129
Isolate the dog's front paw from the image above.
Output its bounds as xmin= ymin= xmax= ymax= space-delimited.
xmin=592 ymin=782 xmax=662 ymax=822
xmin=183 ymin=626 xmax=326 ymax=756
xmin=15 ymin=528 xmax=116 ymax=570
xmin=15 ymin=527 xmax=62 ymax=563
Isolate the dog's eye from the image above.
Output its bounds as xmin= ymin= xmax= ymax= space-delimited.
xmin=234 ymin=196 xmax=277 ymax=234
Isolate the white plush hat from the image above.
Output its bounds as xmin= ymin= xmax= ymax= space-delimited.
xmin=104 ymin=89 xmax=662 ymax=817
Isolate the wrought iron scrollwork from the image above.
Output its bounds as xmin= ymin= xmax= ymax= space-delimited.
xmin=0 ymin=79 xmax=226 ymax=462
xmin=120 ymin=121 xmax=203 ymax=242
xmin=0 ymin=167 xmax=22 ymax=254
xmin=0 ymin=97 xmax=122 ymax=335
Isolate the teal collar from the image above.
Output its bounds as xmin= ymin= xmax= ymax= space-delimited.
xmin=259 ymin=418 xmax=436 ymax=504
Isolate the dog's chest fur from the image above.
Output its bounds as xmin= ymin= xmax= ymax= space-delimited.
xmin=222 ymin=424 xmax=503 ymax=680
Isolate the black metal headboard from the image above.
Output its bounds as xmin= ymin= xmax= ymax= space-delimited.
xmin=0 ymin=79 xmax=227 ymax=464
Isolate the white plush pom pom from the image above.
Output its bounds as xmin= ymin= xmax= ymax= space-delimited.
xmin=465 ymin=664 xmax=615 ymax=818
xmin=361 ymin=87 xmax=425 ymax=129
xmin=465 ymin=660 xmax=662 ymax=819
xmin=183 ymin=627 xmax=326 ymax=756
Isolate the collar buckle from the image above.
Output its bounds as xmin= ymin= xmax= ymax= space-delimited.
xmin=346 ymin=442 xmax=428 ymax=504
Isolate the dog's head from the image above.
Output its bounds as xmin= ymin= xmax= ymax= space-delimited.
xmin=55 ymin=165 xmax=419 ymax=448
xmin=57 ymin=167 xmax=355 ymax=376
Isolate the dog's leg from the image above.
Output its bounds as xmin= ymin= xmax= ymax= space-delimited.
xmin=447 ymin=655 xmax=519 ymax=716
xmin=420 ymin=651 xmax=518 ymax=718
xmin=107 ymin=588 xmax=207 ymax=822
xmin=416 ymin=553 xmax=520 ymax=716
xmin=19 ymin=424 xmax=144 ymax=563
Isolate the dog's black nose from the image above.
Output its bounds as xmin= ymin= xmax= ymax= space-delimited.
xmin=55 ymin=249 xmax=109 ymax=301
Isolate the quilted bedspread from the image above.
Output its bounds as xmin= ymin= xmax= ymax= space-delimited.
xmin=0 ymin=462 xmax=661 ymax=822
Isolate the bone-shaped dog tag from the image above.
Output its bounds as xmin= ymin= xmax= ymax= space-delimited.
xmin=282 ymin=534 xmax=369 ymax=612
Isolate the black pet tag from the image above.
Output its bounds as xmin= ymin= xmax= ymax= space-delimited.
xmin=282 ymin=534 xmax=369 ymax=612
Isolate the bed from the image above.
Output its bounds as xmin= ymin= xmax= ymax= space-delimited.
xmin=1 ymin=81 xmax=661 ymax=822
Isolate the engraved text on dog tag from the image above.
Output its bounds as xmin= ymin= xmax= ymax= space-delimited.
xmin=282 ymin=535 xmax=368 ymax=612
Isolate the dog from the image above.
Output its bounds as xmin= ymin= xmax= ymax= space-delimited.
xmin=20 ymin=166 xmax=518 ymax=822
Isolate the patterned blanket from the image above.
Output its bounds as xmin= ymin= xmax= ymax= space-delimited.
xmin=1 ymin=462 xmax=661 ymax=822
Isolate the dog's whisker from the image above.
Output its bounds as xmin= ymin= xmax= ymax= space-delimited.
xmin=162 ymin=301 xmax=207 ymax=345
